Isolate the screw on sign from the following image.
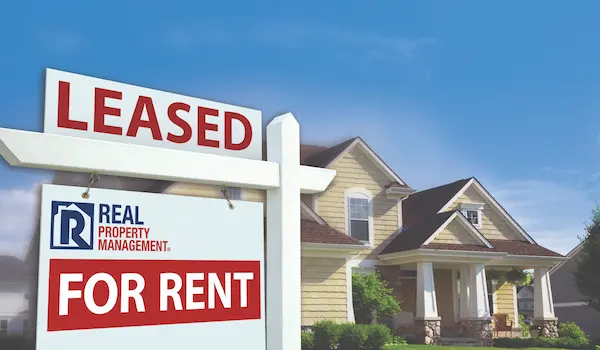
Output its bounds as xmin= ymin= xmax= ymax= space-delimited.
xmin=48 ymin=259 xmax=262 ymax=331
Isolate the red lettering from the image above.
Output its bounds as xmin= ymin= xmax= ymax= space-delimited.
xmin=166 ymin=102 xmax=192 ymax=144
xmin=126 ymin=96 xmax=163 ymax=140
xmin=47 ymin=259 xmax=261 ymax=331
xmin=224 ymin=112 xmax=252 ymax=151
xmin=94 ymin=88 xmax=122 ymax=135
xmin=57 ymin=81 xmax=87 ymax=130
xmin=197 ymin=106 xmax=219 ymax=148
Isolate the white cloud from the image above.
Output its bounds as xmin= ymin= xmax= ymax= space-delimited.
xmin=0 ymin=183 xmax=44 ymax=258
xmin=164 ymin=23 xmax=435 ymax=61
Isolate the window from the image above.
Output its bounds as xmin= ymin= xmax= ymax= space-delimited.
xmin=24 ymin=293 xmax=29 ymax=300
xmin=348 ymin=197 xmax=369 ymax=241
xmin=225 ymin=186 xmax=242 ymax=200
xmin=460 ymin=203 xmax=484 ymax=229
xmin=345 ymin=188 xmax=373 ymax=244
xmin=0 ymin=319 xmax=7 ymax=336
xmin=399 ymin=270 xmax=417 ymax=279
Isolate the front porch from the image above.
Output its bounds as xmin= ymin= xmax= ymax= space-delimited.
xmin=377 ymin=250 xmax=564 ymax=345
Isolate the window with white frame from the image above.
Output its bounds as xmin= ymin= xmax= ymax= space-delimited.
xmin=346 ymin=190 xmax=372 ymax=243
xmin=0 ymin=319 xmax=7 ymax=336
xmin=225 ymin=186 xmax=242 ymax=200
xmin=460 ymin=203 xmax=484 ymax=229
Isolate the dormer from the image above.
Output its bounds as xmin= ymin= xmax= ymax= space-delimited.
xmin=459 ymin=202 xmax=485 ymax=229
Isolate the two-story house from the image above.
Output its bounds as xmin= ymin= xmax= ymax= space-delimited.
xmin=25 ymin=137 xmax=566 ymax=345
xmin=0 ymin=256 xmax=29 ymax=336
xmin=517 ymin=286 xmax=534 ymax=320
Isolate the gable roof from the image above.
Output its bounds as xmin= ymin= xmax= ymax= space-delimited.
xmin=380 ymin=178 xmax=563 ymax=257
xmin=303 ymin=137 xmax=411 ymax=188
xmin=438 ymin=177 xmax=536 ymax=243
xmin=550 ymin=240 xmax=585 ymax=275
xmin=299 ymin=200 xmax=362 ymax=246
xmin=0 ymin=255 xmax=27 ymax=283
xmin=517 ymin=286 xmax=534 ymax=298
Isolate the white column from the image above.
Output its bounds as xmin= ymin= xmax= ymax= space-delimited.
xmin=266 ymin=114 xmax=302 ymax=350
xmin=459 ymin=266 xmax=471 ymax=319
xmin=416 ymin=262 xmax=438 ymax=319
xmin=534 ymin=267 xmax=556 ymax=320
xmin=467 ymin=264 xmax=490 ymax=319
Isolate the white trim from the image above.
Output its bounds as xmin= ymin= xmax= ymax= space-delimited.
xmin=300 ymin=201 xmax=326 ymax=224
xmin=302 ymin=242 xmax=369 ymax=252
xmin=346 ymin=256 xmax=356 ymax=322
xmin=421 ymin=211 xmax=494 ymax=248
xmin=0 ymin=127 xmax=336 ymax=194
xmin=312 ymin=194 xmax=319 ymax=216
xmin=397 ymin=198 xmax=403 ymax=230
xmin=438 ymin=178 xmax=536 ymax=244
xmin=490 ymin=279 xmax=498 ymax=314
xmin=512 ymin=284 xmax=520 ymax=328
xmin=554 ymin=302 xmax=587 ymax=308
xmin=324 ymin=138 xmax=408 ymax=187
xmin=344 ymin=187 xmax=375 ymax=247
xmin=459 ymin=202 xmax=484 ymax=229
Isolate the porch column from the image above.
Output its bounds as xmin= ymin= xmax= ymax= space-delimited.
xmin=415 ymin=262 xmax=441 ymax=345
xmin=467 ymin=264 xmax=490 ymax=319
xmin=459 ymin=266 xmax=471 ymax=320
xmin=533 ymin=267 xmax=558 ymax=337
xmin=458 ymin=264 xmax=492 ymax=346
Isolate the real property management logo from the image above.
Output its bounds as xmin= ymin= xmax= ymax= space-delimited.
xmin=50 ymin=201 xmax=95 ymax=250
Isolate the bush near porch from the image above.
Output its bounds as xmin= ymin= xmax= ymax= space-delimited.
xmin=494 ymin=322 xmax=594 ymax=349
xmin=301 ymin=320 xmax=403 ymax=350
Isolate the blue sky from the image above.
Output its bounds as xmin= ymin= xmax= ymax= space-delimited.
xmin=0 ymin=0 xmax=599 ymax=256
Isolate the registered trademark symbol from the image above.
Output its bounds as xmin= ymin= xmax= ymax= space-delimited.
xmin=167 ymin=247 xmax=171 ymax=252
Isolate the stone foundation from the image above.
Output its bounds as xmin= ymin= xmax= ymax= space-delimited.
xmin=534 ymin=319 xmax=558 ymax=338
xmin=414 ymin=318 xmax=441 ymax=345
xmin=458 ymin=319 xmax=493 ymax=346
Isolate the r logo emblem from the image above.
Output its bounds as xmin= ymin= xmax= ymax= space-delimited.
xmin=50 ymin=201 xmax=95 ymax=250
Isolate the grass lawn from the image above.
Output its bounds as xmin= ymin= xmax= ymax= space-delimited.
xmin=385 ymin=346 xmax=566 ymax=350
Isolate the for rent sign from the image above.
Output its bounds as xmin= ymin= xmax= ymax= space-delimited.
xmin=43 ymin=69 xmax=262 ymax=160
xmin=37 ymin=184 xmax=265 ymax=350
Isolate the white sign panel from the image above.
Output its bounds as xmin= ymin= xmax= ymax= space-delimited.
xmin=43 ymin=69 xmax=263 ymax=160
xmin=36 ymin=184 xmax=265 ymax=350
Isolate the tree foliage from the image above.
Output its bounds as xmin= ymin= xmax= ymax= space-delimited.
xmin=574 ymin=204 xmax=600 ymax=312
xmin=351 ymin=270 xmax=400 ymax=324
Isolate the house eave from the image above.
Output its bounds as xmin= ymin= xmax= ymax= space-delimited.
xmin=301 ymin=242 xmax=369 ymax=257
xmin=385 ymin=186 xmax=416 ymax=199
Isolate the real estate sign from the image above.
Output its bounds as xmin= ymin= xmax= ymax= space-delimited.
xmin=44 ymin=68 xmax=263 ymax=160
xmin=36 ymin=184 xmax=265 ymax=350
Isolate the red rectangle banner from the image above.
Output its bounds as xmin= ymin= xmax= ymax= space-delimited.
xmin=47 ymin=259 xmax=261 ymax=331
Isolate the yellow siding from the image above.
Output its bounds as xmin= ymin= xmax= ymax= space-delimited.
xmin=495 ymin=281 xmax=517 ymax=326
xmin=431 ymin=219 xmax=482 ymax=245
xmin=448 ymin=186 xmax=522 ymax=241
xmin=316 ymin=147 xmax=399 ymax=257
xmin=301 ymin=257 xmax=348 ymax=325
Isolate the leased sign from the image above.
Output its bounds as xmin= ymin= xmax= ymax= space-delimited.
xmin=43 ymin=69 xmax=262 ymax=160
xmin=38 ymin=185 xmax=265 ymax=350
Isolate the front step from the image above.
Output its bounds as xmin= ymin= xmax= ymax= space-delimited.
xmin=440 ymin=337 xmax=483 ymax=347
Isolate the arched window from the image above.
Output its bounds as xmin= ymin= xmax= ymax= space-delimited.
xmin=345 ymin=188 xmax=374 ymax=246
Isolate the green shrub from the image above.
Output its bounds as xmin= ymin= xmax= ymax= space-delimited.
xmin=362 ymin=324 xmax=392 ymax=350
xmin=306 ymin=321 xmax=392 ymax=350
xmin=301 ymin=331 xmax=316 ymax=350
xmin=352 ymin=270 xmax=400 ymax=324
xmin=338 ymin=323 xmax=367 ymax=350
xmin=558 ymin=321 xmax=589 ymax=344
xmin=494 ymin=336 xmax=594 ymax=349
xmin=518 ymin=313 xmax=530 ymax=337
xmin=388 ymin=335 xmax=407 ymax=346
xmin=312 ymin=320 xmax=341 ymax=350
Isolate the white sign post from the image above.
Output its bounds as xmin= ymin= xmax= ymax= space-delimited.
xmin=0 ymin=69 xmax=336 ymax=350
